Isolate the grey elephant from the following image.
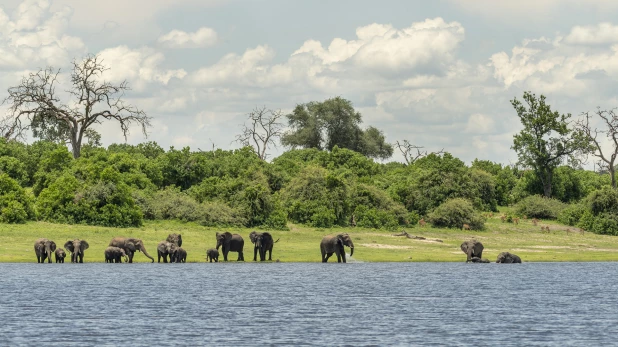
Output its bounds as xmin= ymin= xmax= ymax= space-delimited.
xmin=64 ymin=239 xmax=89 ymax=263
xmin=173 ymin=247 xmax=187 ymax=263
xmin=108 ymin=237 xmax=154 ymax=263
xmin=157 ymin=241 xmax=178 ymax=263
xmin=249 ymin=231 xmax=279 ymax=261
xmin=469 ymin=257 xmax=490 ymax=263
xmin=461 ymin=240 xmax=484 ymax=262
xmin=216 ymin=232 xmax=244 ymax=261
xmin=320 ymin=233 xmax=354 ymax=263
xmin=206 ymin=248 xmax=219 ymax=262
xmin=34 ymin=238 xmax=56 ymax=263
xmin=105 ymin=246 xmax=128 ymax=263
xmin=54 ymin=248 xmax=66 ymax=263
xmin=496 ymin=252 xmax=522 ymax=263
xmin=166 ymin=233 xmax=182 ymax=247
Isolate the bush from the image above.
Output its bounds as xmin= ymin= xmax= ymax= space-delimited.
xmin=558 ymin=204 xmax=586 ymax=226
xmin=426 ymin=198 xmax=485 ymax=230
xmin=513 ymin=195 xmax=566 ymax=219
xmin=574 ymin=188 xmax=618 ymax=236
xmin=0 ymin=174 xmax=35 ymax=223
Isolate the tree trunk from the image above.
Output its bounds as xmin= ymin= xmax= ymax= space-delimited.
xmin=611 ymin=167 xmax=616 ymax=189
xmin=543 ymin=169 xmax=553 ymax=198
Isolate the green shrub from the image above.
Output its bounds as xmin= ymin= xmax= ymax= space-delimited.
xmin=514 ymin=195 xmax=566 ymax=219
xmin=0 ymin=157 xmax=28 ymax=186
xmin=426 ymin=198 xmax=485 ymax=230
xmin=310 ymin=206 xmax=337 ymax=228
xmin=558 ymin=204 xmax=586 ymax=226
xmin=0 ymin=174 xmax=35 ymax=223
xmin=574 ymin=188 xmax=618 ymax=236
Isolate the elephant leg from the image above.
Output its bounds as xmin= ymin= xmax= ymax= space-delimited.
xmin=324 ymin=252 xmax=333 ymax=262
xmin=268 ymin=248 xmax=272 ymax=261
xmin=223 ymin=250 xmax=228 ymax=262
xmin=253 ymin=247 xmax=258 ymax=261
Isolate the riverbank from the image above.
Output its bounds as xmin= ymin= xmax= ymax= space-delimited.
xmin=1 ymin=216 xmax=618 ymax=262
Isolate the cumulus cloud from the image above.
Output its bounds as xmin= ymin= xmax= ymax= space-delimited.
xmin=158 ymin=27 xmax=218 ymax=48
xmin=565 ymin=23 xmax=618 ymax=45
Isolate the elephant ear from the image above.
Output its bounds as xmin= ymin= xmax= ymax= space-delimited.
xmin=80 ymin=240 xmax=89 ymax=251
xmin=460 ymin=242 xmax=468 ymax=253
xmin=157 ymin=242 xmax=166 ymax=253
xmin=224 ymin=232 xmax=233 ymax=240
xmin=49 ymin=241 xmax=57 ymax=252
xmin=64 ymin=241 xmax=75 ymax=253
xmin=249 ymin=231 xmax=258 ymax=244
xmin=126 ymin=241 xmax=136 ymax=252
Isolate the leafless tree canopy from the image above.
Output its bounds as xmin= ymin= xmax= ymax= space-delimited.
xmin=576 ymin=108 xmax=618 ymax=188
xmin=394 ymin=140 xmax=444 ymax=165
xmin=2 ymin=54 xmax=150 ymax=158
xmin=235 ymin=106 xmax=285 ymax=160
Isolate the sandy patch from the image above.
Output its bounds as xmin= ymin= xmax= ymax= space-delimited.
xmin=359 ymin=243 xmax=413 ymax=250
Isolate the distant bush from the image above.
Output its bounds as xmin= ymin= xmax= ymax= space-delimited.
xmin=575 ymin=188 xmax=618 ymax=236
xmin=558 ymin=203 xmax=586 ymax=226
xmin=0 ymin=174 xmax=35 ymax=224
xmin=426 ymin=198 xmax=485 ymax=230
xmin=514 ymin=195 xmax=566 ymax=219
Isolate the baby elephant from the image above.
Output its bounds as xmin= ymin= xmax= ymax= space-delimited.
xmin=55 ymin=248 xmax=66 ymax=263
xmin=173 ymin=248 xmax=187 ymax=263
xmin=105 ymin=246 xmax=128 ymax=263
xmin=496 ymin=252 xmax=522 ymax=263
xmin=206 ymin=248 xmax=219 ymax=262
xmin=469 ymin=257 xmax=490 ymax=263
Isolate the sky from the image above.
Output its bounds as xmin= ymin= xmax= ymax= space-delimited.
xmin=2 ymin=0 xmax=618 ymax=165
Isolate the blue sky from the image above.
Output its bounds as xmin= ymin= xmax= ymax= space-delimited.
xmin=2 ymin=0 xmax=618 ymax=165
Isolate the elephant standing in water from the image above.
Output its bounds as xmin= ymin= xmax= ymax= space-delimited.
xmin=157 ymin=241 xmax=178 ymax=263
xmin=166 ymin=233 xmax=182 ymax=247
xmin=108 ymin=237 xmax=154 ymax=263
xmin=496 ymin=252 xmax=522 ymax=263
xmin=249 ymin=231 xmax=279 ymax=261
xmin=173 ymin=247 xmax=187 ymax=263
xmin=105 ymin=246 xmax=128 ymax=263
xmin=206 ymin=248 xmax=219 ymax=262
xmin=64 ymin=239 xmax=89 ymax=263
xmin=460 ymin=240 xmax=484 ymax=262
xmin=320 ymin=233 xmax=354 ymax=263
xmin=216 ymin=232 xmax=244 ymax=261
xmin=55 ymin=248 xmax=66 ymax=263
xmin=34 ymin=238 xmax=56 ymax=263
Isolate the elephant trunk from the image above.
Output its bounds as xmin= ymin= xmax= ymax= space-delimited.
xmin=350 ymin=247 xmax=354 ymax=257
xmin=46 ymin=248 xmax=53 ymax=263
xmin=123 ymin=254 xmax=128 ymax=263
xmin=140 ymin=244 xmax=155 ymax=263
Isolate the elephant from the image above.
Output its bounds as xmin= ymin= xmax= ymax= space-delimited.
xmin=320 ymin=233 xmax=354 ymax=263
xmin=216 ymin=232 xmax=245 ymax=261
xmin=104 ymin=246 xmax=128 ymax=263
xmin=496 ymin=252 xmax=522 ymax=263
xmin=249 ymin=231 xmax=279 ymax=261
xmin=108 ymin=237 xmax=154 ymax=263
xmin=461 ymin=240 xmax=484 ymax=262
xmin=206 ymin=248 xmax=219 ymax=262
xmin=157 ymin=241 xmax=178 ymax=263
xmin=166 ymin=233 xmax=182 ymax=247
xmin=64 ymin=239 xmax=89 ymax=263
xmin=469 ymin=257 xmax=490 ymax=263
xmin=34 ymin=238 xmax=56 ymax=263
xmin=173 ymin=247 xmax=187 ymax=263
xmin=54 ymin=248 xmax=66 ymax=263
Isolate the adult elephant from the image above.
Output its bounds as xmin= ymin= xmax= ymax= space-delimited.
xmin=157 ymin=241 xmax=178 ymax=263
xmin=64 ymin=239 xmax=89 ymax=263
xmin=166 ymin=233 xmax=182 ymax=247
xmin=216 ymin=232 xmax=244 ymax=261
xmin=460 ymin=240 xmax=484 ymax=262
xmin=108 ymin=237 xmax=154 ymax=263
xmin=249 ymin=231 xmax=279 ymax=261
xmin=34 ymin=238 xmax=56 ymax=263
xmin=320 ymin=233 xmax=354 ymax=263
xmin=496 ymin=252 xmax=522 ymax=263
xmin=104 ymin=246 xmax=128 ymax=263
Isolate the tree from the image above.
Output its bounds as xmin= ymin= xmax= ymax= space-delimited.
xmin=2 ymin=54 xmax=150 ymax=159
xmin=575 ymin=108 xmax=618 ymax=188
xmin=394 ymin=140 xmax=444 ymax=165
xmin=511 ymin=91 xmax=588 ymax=198
xmin=235 ymin=106 xmax=284 ymax=160
xmin=281 ymin=97 xmax=393 ymax=160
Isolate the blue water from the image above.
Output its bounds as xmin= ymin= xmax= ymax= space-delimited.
xmin=0 ymin=262 xmax=616 ymax=346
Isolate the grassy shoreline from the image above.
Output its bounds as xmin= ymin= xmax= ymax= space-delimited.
xmin=1 ymin=216 xmax=618 ymax=263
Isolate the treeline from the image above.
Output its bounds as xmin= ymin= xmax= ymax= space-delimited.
xmin=0 ymin=137 xmax=615 ymax=234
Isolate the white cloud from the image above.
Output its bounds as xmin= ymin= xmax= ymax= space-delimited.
xmin=465 ymin=114 xmax=495 ymax=134
xmin=158 ymin=27 xmax=218 ymax=48
xmin=565 ymin=23 xmax=618 ymax=45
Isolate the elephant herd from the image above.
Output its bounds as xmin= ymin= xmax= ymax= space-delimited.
xmin=460 ymin=239 xmax=522 ymax=263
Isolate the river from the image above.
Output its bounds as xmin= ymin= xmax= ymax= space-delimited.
xmin=0 ymin=262 xmax=616 ymax=346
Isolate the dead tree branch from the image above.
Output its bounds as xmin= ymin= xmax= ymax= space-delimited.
xmin=235 ymin=106 xmax=285 ymax=160
xmin=576 ymin=108 xmax=618 ymax=188
xmin=394 ymin=140 xmax=444 ymax=165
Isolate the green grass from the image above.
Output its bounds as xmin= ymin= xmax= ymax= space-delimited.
xmin=2 ymin=215 xmax=618 ymax=262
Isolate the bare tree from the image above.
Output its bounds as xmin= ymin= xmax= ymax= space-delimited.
xmin=576 ymin=108 xmax=618 ymax=188
xmin=394 ymin=140 xmax=444 ymax=165
xmin=2 ymin=54 xmax=150 ymax=158
xmin=235 ymin=106 xmax=285 ymax=160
